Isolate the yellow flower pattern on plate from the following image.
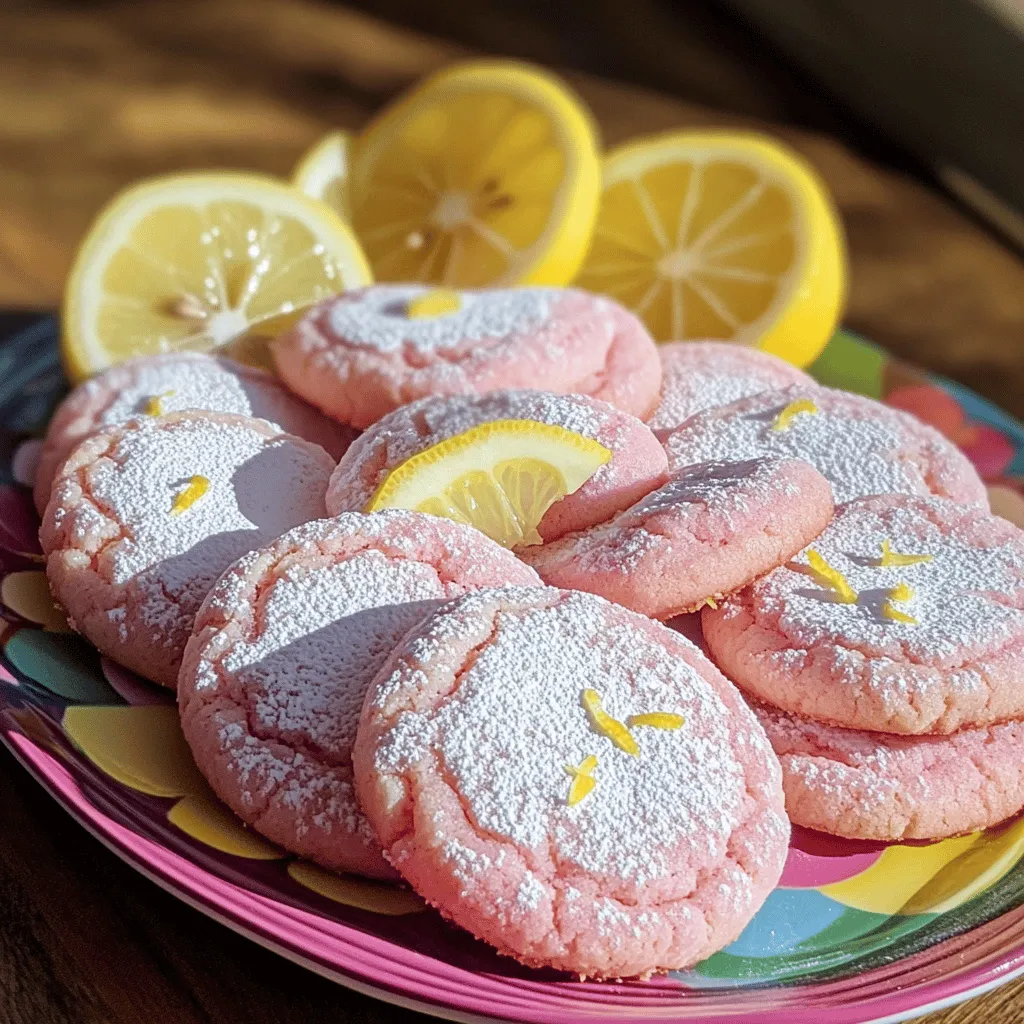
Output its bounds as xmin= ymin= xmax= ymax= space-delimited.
xmin=287 ymin=862 xmax=425 ymax=915
xmin=821 ymin=817 xmax=1024 ymax=916
xmin=61 ymin=705 xmax=422 ymax=912
xmin=2 ymin=571 xmax=71 ymax=632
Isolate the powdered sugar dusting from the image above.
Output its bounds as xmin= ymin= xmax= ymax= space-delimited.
xmin=71 ymin=352 xmax=346 ymax=457
xmin=648 ymin=342 xmax=811 ymax=434
xmin=217 ymin=718 xmax=369 ymax=838
xmin=663 ymin=384 xmax=980 ymax=505
xmin=515 ymin=871 xmax=546 ymax=910
xmin=754 ymin=497 xmax=1024 ymax=664
xmin=221 ymin=550 xmax=447 ymax=759
xmin=442 ymin=838 xmax=503 ymax=888
xmin=755 ymin=704 xmax=904 ymax=808
xmin=754 ymin=701 xmax=1024 ymax=837
xmin=651 ymin=370 xmax=785 ymax=432
xmin=86 ymin=416 xmax=330 ymax=638
xmin=375 ymin=589 xmax=769 ymax=885
xmin=97 ymin=356 xmax=264 ymax=425
xmin=326 ymin=286 xmax=557 ymax=354
xmin=548 ymin=458 xmax=801 ymax=573
xmin=182 ymin=510 xmax=540 ymax=874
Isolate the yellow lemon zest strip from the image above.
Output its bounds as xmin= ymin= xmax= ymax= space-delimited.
xmin=144 ymin=390 xmax=176 ymax=416
xmin=703 ymin=596 xmax=718 ymax=610
xmin=806 ymin=549 xmax=858 ymax=604
xmin=771 ymin=398 xmax=819 ymax=432
xmin=627 ymin=712 xmax=685 ymax=730
xmin=581 ymin=688 xmax=639 ymax=756
xmin=406 ymin=289 xmax=462 ymax=319
xmin=564 ymin=755 xmax=598 ymax=806
xmin=880 ymin=539 xmax=934 ymax=567
xmin=881 ymin=601 xmax=918 ymax=625
xmin=170 ymin=475 xmax=210 ymax=516
xmin=881 ymin=580 xmax=917 ymax=623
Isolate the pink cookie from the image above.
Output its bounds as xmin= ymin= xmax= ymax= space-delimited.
xmin=179 ymin=510 xmax=540 ymax=879
xmin=271 ymin=286 xmax=662 ymax=429
xmin=648 ymin=341 xmax=813 ymax=438
xmin=326 ymin=390 xmax=668 ymax=543
xmin=754 ymin=703 xmax=1024 ymax=840
xmin=41 ymin=412 xmax=334 ymax=689
xmin=521 ymin=457 xmax=833 ymax=619
xmin=34 ymin=353 xmax=355 ymax=514
xmin=703 ymin=495 xmax=1024 ymax=735
xmin=663 ymin=384 xmax=988 ymax=507
xmin=353 ymin=587 xmax=789 ymax=978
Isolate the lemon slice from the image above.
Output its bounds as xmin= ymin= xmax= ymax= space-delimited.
xmin=350 ymin=60 xmax=600 ymax=287
xmin=365 ymin=419 xmax=611 ymax=548
xmin=63 ymin=171 xmax=372 ymax=382
xmin=293 ymin=131 xmax=351 ymax=220
xmin=575 ymin=131 xmax=847 ymax=367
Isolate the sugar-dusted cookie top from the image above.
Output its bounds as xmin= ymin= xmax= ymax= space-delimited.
xmin=663 ymin=383 xmax=987 ymax=507
xmin=179 ymin=510 xmax=539 ymax=878
xmin=34 ymin=352 xmax=353 ymax=513
xmin=354 ymin=586 xmax=788 ymax=978
xmin=521 ymin=456 xmax=833 ymax=618
xmin=41 ymin=412 xmax=334 ymax=688
xmin=648 ymin=341 xmax=813 ymax=437
xmin=323 ymin=285 xmax=560 ymax=353
xmin=272 ymin=285 xmax=662 ymax=428
xmin=704 ymin=494 xmax=1024 ymax=734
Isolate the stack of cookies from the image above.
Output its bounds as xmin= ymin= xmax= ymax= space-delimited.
xmin=702 ymin=494 xmax=1024 ymax=844
xmin=31 ymin=283 xmax=1024 ymax=980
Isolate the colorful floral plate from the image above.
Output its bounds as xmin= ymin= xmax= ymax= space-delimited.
xmin=3 ymin=318 xmax=1024 ymax=1024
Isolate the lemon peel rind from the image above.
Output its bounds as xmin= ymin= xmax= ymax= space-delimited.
xmin=364 ymin=419 xmax=611 ymax=512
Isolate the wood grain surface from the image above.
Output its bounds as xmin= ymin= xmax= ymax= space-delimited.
xmin=0 ymin=2 xmax=1022 ymax=1022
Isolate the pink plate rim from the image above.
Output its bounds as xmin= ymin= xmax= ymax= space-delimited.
xmin=7 ymin=727 xmax=1024 ymax=1024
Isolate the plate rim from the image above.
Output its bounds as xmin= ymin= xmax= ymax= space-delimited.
xmin=6 ymin=726 xmax=1024 ymax=1024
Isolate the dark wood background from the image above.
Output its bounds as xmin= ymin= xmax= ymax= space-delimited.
xmin=1 ymin=2 xmax=1023 ymax=1022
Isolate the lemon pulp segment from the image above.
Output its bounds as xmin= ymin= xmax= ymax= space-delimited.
xmin=365 ymin=418 xmax=610 ymax=548
xmin=63 ymin=172 xmax=371 ymax=381
xmin=350 ymin=61 xmax=600 ymax=288
xmin=576 ymin=131 xmax=846 ymax=367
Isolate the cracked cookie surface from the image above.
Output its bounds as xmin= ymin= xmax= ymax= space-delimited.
xmin=520 ymin=457 xmax=833 ymax=619
xmin=34 ymin=352 xmax=354 ymax=514
xmin=40 ymin=411 xmax=334 ymax=688
xmin=178 ymin=510 xmax=539 ymax=878
xmin=663 ymin=384 xmax=987 ymax=507
xmin=754 ymin=702 xmax=1024 ymax=840
xmin=647 ymin=341 xmax=813 ymax=439
xmin=354 ymin=586 xmax=788 ymax=978
xmin=704 ymin=495 xmax=1024 ymax=734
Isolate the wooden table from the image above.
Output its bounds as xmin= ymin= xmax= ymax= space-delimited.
xmin=0 ymin=3 xmax=1022 ymax=1022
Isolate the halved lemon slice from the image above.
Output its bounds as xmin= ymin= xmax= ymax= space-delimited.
xmin=350 ymin=60 xmax=600 ymax=287
xmin=575 ymin=131 xmax=847 ymax=367
xmin=365 ymin=419 xmax=611 ymax=548
xmin=292 ymin=131 xmax=352 ymax=220
xmin=63 ymin=172 xmax=372 ymax=382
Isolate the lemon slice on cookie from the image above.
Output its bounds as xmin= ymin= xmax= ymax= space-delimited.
xmin=349 ymin=60 xmax=600 ymax=287
xmin=63 ymin=172 xmax=371 ymax=381
xmin=365 ymin=419 xmax=611 ymax=548
xmin=575 ymin=131 xmax=846 ymax=367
